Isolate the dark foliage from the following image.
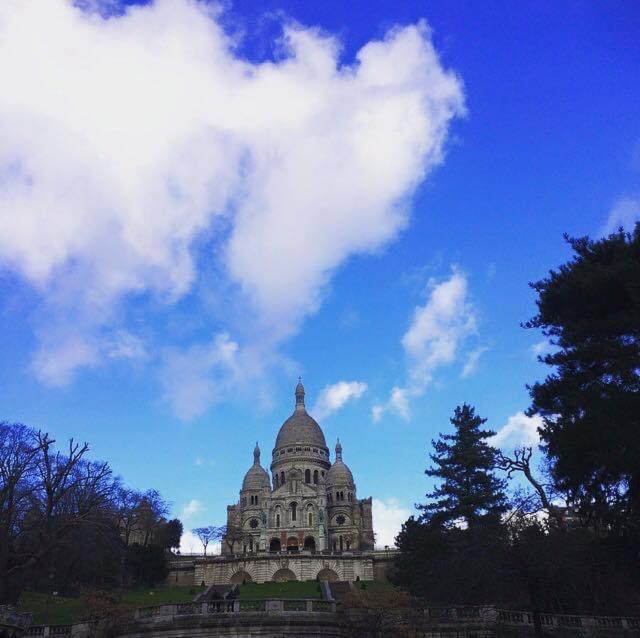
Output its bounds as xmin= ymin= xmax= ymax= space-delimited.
xmin=0 ymin=422 xmax=179 ymax=602
xmin=525 ymin=225 xmax=640 ymax=532
xmin=419 ymin=404 xmax=508 ymax=528
xmin=125 ymin=544 xmax=168 ymax=587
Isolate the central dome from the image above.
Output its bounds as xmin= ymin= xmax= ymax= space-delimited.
xmin=274 ymin=381 xmax=327 ymax=450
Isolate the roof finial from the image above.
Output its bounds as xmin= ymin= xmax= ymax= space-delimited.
xmin=335 ymin=438 xmax=342 ymax=461
xmin=295 ymin=378 xmax=305 ymax=410
xmin=253 ymin=441 xmax=260 ymax=464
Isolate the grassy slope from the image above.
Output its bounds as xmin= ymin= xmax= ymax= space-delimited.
xmin=19 ymin=580 xmax=392 ymax=624
xmin=239 ymin=581 xmax=322 ymax=600
xmin=18 ymin=586 xmax=198 ymax=625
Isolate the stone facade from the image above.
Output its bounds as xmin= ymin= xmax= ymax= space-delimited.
xmin=222 ymin=382 xmax=374 ymax=559
xmin=196 ymin=553 xmax=374 ymax=585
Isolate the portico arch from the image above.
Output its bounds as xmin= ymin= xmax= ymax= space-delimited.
xmin=229 ymin=570 xmax=253 ymax=584
xmin=272 ymin=568 xmax=297 ymax=582
xmin=269 ymin=537 xmax=281 ymax=552
xmin=317 ymin=568 xmax=339 ymax=582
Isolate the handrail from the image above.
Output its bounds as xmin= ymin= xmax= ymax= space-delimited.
xmin=24 ymin=603 xmax=640 ymax=635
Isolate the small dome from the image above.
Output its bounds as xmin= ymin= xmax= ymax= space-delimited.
xmin=242 ymin=443 xmax=270 ymax=491
xmin=274 ymin=382 xmax=327 ymax=450
xmin=326 ymin=439 xmax=354 ymax=486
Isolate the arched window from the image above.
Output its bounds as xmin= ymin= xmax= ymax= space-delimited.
xmin=276 ymin=514 xmax=280 ymax=528
xmin=305 ymin=469 xmax=311 ymax=483
xmin=280 ymin=471 xmax=285 ymax=485
xmin=313 ymin=470 xmax=318 ymax=484
xmin=274 ymin=474 xmax=279 ymax=488
xmin=291 ymin=502 xmax=297 ymax=522
xmin=308 ymin=512 xmax=313 ymax=526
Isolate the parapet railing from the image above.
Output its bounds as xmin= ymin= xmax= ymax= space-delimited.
xmin=495 ymin=608 xmax=640 ymax=632
xmin=23 ymin=603 xmax=640 ymax=636
xmin=133 ymin=599 xmax=336 ymax=619
xmin=0 ymin=605 xmax=33 ymax=630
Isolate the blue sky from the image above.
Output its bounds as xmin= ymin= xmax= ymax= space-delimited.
xmin=0 ymin=0 xmax=638 ymax=549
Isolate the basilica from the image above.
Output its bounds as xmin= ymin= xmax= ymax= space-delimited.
xmin=222 ymin=381 xmax=375 ymax=556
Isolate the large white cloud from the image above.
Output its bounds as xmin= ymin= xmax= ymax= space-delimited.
xmin=0 ymin=0 xmax=465 ymax=391
xmin=372 ymin=498 xmax=412 ymax=548
xmin=373 ymin=269 xmax=477 ymax=421
xmin=490 ymin=411 xmax=542 ymax=449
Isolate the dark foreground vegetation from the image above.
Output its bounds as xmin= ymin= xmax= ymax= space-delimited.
xmin=0 ymin=422 xmax=182 ymax=604
xmin=395 ymin=226 xmax=640 ymax=618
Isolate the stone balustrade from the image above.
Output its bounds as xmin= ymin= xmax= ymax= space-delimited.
xmin=22 ymin=603 xmax=640 ymax=637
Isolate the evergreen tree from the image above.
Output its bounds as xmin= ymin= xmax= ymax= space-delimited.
xmin=420 ymin=404 xmax=507 ymax=527
xmin=526 ymin=225 xmax=640 ymax=530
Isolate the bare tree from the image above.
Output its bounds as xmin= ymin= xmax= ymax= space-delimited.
xmin=192 ymin=526 xmax=219 ymax=555
xmin=220 ymin=522 xmax=244 ymax=555
xmin=0 ymin=423 xmax=116 ymax=603
xmin=135 ymin=489 xmax=170 ymax=547
xmin=114 ymin=486 xmax=143 ymax=546
xmin=495 ymin=446 xmax=565 ymax=529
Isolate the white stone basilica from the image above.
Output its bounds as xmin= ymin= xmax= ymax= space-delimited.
xmin=222 ymin=381 xmax=374 ymax=557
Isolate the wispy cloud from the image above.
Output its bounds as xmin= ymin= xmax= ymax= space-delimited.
xmin=373 ymin=268 xmax=477 ymax=421
xmin=460 ymin=345 xmax=489 ymax=378
xmin=601 ymin=195 xmax=640 ymax=235
xmin=181 ymin=499 xmax=204 ymax=519
xmin=312 ymin=381 xmax=367 ymax=420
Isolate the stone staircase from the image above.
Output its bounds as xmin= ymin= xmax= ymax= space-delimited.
xmin=327 ymin=581 xmax=353 ymax=602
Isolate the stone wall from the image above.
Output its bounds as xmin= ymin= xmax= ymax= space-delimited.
xmin=167 ymin=550 xmax=397 ymax=587
xmin=197 ymin=553 xmax=374 ymax=585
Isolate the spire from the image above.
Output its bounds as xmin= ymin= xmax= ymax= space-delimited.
xmin=335 ymin=438 xmax=342 ymax=461
xmin=295 ymin=377 xmax=305 ymax=410
xmin=253 ymin=441 xmax=260 ymax=465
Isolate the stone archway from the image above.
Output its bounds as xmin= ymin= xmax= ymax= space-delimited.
xmin=317 ymin=568 xmax=339 ymax=582
xmin=286 ymin=536 xmax=299 ymax=552
xmin=272 ymin=568 xmax=297 ymax=582
xmin=229 ymin=570 xmax=253 ymax=584
xmin=269 ymin=538 xmax=281 ymax=552
xmin=303 ymin=536 xmax=316 ymax=552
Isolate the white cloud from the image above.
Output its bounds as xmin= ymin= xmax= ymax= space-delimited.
xmin=372 ymin=498 xmax=412 ymax=548
xmin=460 ymin=345 xmax=488 ymax=378
xmin=181 ymin=498 xmax=204 ymax=519
xmin=602 ymin=196 xmax=640 ymax=235
xmin=373 ymin=269 xmax=476 ymax=420
xmin=312 ymin=380 xmax=367 ymax=419
xmin=490 ymin=411 xmax=542 ymax=449
xmin=159 ymin=332 xmax=240 ymax=421
xmin=530 ymin=339 xmax=553 ymax=360
xmin=0 ymin=0 xmax=465 ymax=388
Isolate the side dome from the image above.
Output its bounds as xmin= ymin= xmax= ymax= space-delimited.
xmin=242 ymin=443 xmax=270 ymax=491
xmin=274 ymin=382 xmax=327 ymax=450
xmin=326 ymin=439 xmax=354 ymax=486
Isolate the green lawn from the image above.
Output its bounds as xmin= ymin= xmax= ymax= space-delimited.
xmin=120 ymin=585 xmax=199 ymax=606
xmin=17 ymin=586 xmax=199 ymax=625
xmin=352 ymin=580 xmax=395 ymax=593
xmin=17 ymin=592 xmax=87 ymax=626
xmin=239 ymin=580 xmax=322 ymax=600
